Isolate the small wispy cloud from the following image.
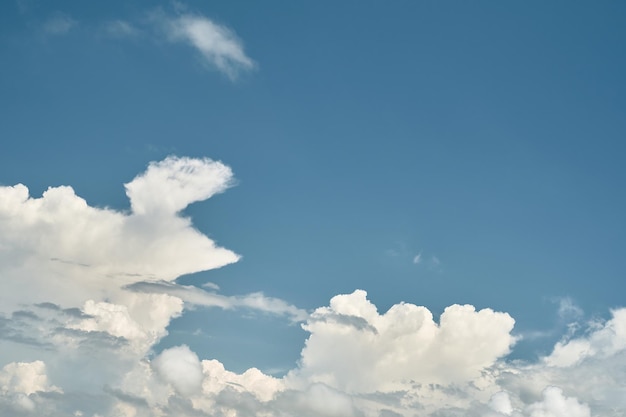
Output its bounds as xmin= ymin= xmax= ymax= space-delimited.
xmin=103 ymin=20 xmax=140 ymax=38
xmin=42 ymin=13 xmax=76 ymax=35
xmin=126 ymin=281 xmax=308 ymax=323
xmin=156 ymin=12 xmax=255 ymax=80
xmin=201 ymin=281 xmax=220 ymax=291
xmin=555 ymin=296 xmax=584 ymax=321
xmin=412 ymin=252 xmax=422 ymax=264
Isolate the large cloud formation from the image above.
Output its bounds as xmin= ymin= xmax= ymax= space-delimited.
xmin=0 ymin=156 xmax=624 ymax=416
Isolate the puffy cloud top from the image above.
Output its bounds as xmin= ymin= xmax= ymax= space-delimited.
xmin=0 ymin=156 xmax=239 ymax=310
xmin=125 ymin=156 xmax=234 ymax=216
xmin=291 ymin=290 xmax=516 ymax=392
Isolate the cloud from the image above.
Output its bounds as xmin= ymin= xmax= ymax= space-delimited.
xmin=545 ymin=308 xmax=626 ymax=367
xmin=527 ymin=387 xmax=590 ymax=417
xmin=0 ymin=156 xmax=241 ymax=407
xmin=0 ymin=156 xmax=239 ymax=311
xmin=554 ymin=297 xmax=584 ymax=321
xmin=1 ymin=155 xmax=625 ymax=416
xmin=126 ymin=281 xmax=308 ymax=322
xmin=288 ymin=290 xmax=516 ymax=393
xmin=0 ymin=361 xmax=60 ymax=395
xmin=125 ymin=156 xmax=235 ymax=215
xmin=152 ymin=345 xmax=203 ymax=396
xmin=155 ymin=12 xmax=255 ymax=79
xmin=42 ymin=13 xmax=76 ymax=35
xmin=412 ymin=252 xmax=422 ymax=264
xmin=103 ymin=20 xmax=140 ymax=38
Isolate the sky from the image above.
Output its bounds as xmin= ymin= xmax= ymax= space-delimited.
xmin=0 ymin=1 xmax=625 ymax=416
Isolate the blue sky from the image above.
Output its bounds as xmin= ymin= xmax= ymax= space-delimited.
xmin=1 ymin=1 xmax=625 ymax=416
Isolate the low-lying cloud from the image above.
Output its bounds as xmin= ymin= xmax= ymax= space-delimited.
xmin=0 ymin=156 xmax=624 ymax=416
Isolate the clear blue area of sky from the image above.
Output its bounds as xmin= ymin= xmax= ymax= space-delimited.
xmin=1 ymin=1 xmax=625 ymax=372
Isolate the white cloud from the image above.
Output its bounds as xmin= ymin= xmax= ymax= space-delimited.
xmin=152 ymin=345 xmax=203 ymax=396
xmin=290 ymin=383 xmax=356 ymax=417
xmin=527 ymin=386 xmax=590 ymax=417
xmin=1 ymin=155 xmax=625 ymax=416
xmin=412 ymin=252 xmax=422 ymax=264
xmin=288 ymin=289 xmax=516 ymax=393
xmin=0 ymin=361 xmax=60 ymax=395
xmin=103 ymin=20 xmax=140 ymax=38
xmin=127 ymin=281 xmax=308 ymax=322
xmin=125 ymin=156 xmax=235 ymax=216
xmin=546 ymin=308 xmax=626 ymax=367
xmin=157 ymin=12 xmax=255 ymax=79
xmin=67 ymin=293 xmax=184 ymax=354
xmin=0 ymin=156 xmax=239 ymax=311
xmin=488 ymin=391 xmax=514 ymax=415
xmin=42 ymin=13 xmax=76 ymax=35
xmin=200 ymin=358 xmax=283 ymax=402
xmin=554 ymin=297 xmax=584 ymax=321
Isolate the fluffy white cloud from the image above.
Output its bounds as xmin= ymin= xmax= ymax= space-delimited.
xmin=527 ymin=387 xmax=590 ymax=417
xmin=152 ymin=345 xmax=203 ymax=396
xmin=1 ymin=155 xmax=625 ymax=417
xmin=288 ymin=289 xmax=515 ymax=393
xmin=157 ymin=12 xmax=255 ymax=79
xmin=125 ymin=156 xmax=234 ymax=216
xmin=488 ymin=391 xmax=514 ymax=415
xmin=200 ymin=359 xmax=283 ymax=402
xmin=497 ymin=308 xmax=626 ymax=416
xmin=0 ymin=361 xmax=60 ymax=396
xmin=0 ymin=156 xmax=239 ymax=312
xmin=546 ymin=308 xmax=626 ymax=367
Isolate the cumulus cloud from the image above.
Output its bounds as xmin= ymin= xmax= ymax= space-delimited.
xmin=0 ymin=156 xmax=239 ymax=311
xmin=156 ymin=12 xmax=255 ymax=79
xmin=1 ymin=155 xmax=625 ymax=417
xmin=125 ymin=156 xmax=235 ymax=215
xmin=289 ymin=290 xmax=515 ymax=393
xmin=527 ymin=386 xmax=590 ymax=417
xmin=546 ymin=308 xmax=626 ymax=367
xmin=0 ymin=361 xmax=60 ymax=395
xmin=152 ymin=345 xmax=203 ymax=396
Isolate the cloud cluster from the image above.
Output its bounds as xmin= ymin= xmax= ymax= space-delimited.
xmin=0 ymin=156 xmax=625 ymax=416
xmin=0 ymin=156 xmax=239 ymax=312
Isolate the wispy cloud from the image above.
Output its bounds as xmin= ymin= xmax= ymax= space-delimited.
xmin=554 ymin=296 xmax=584 ymax=321
xmin=126 ymin=281 xmax=308 ymax=323
xmin=412 ymin=252 xmax=422 ymax=264
xmin=155 ymin=12 xmax=255 ymax=79
xmin=103 ymin=20 xmax=140 ymax=38
xmin=42 ymin=13 xmax=76 ymax=35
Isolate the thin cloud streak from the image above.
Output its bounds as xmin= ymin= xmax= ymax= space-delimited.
xmin=126 ymin=281 xmax=308 ymax=323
